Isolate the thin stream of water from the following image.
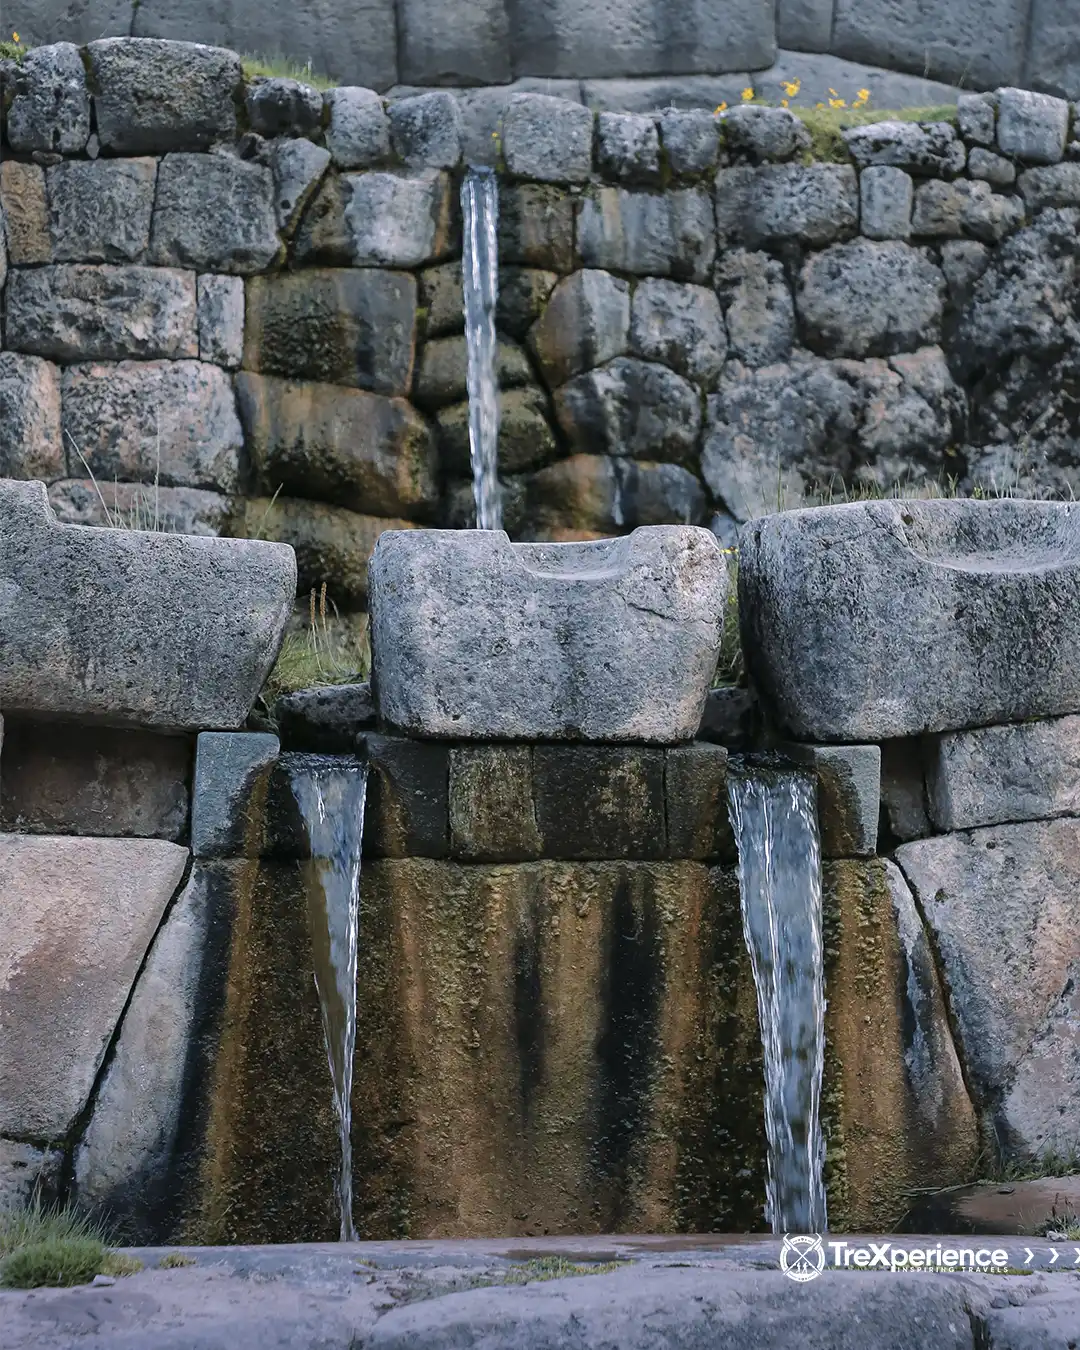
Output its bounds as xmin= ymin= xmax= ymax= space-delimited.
xmin=286 ymin=755 xmax=369 ymax=1243
xmin=728 ymin=765 xmax=828 ymax=1235
xmin=461 ymin=165 xmax=502 ymax=531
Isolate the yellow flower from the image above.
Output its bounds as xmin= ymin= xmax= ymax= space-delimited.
xmin=828 ymin=87 xmax=839 ymax=96
xmin=781 ymin=98 xmax=789 ymax=108
xmin=741 ymin=86 xmax=754 ymax=102
xmin=828 ymin=98 xmax=847 ymax=109
xmin=11 ymin=30 xmax=19 ymax=41
xmin=781 ymin=78 xmax=801 ymax=98
xmin=857 ymin=87 xmax=871 ymax=102
xmin=715 ymin=102 xmax=727 ymax=113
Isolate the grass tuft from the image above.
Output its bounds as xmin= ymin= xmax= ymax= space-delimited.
xmin=792 ymin=103 xmax=958 ymax=163
xmin=262 ymin=583 xmax=371 ymax=703
xmin=242 ymin=53 xmax=338 ymax=90
xmin=158 ymin=1251 xmax=197 ymax=1269
xmin=504 ymin=1257 xmax=629 ymax=1284
xmin=1 ymin=1238 xmax=105 ymax=1289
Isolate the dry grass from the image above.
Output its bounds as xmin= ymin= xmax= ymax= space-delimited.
xmin=242 ymin=53 xmax=338 ymax=89
xmin=262 ymin=583 xmax=371 ymax=702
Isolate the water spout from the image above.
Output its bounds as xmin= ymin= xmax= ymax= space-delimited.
xmin=461 ymin=166 xmax=502 ymax=531
xmin=728 ymin=765 xmax=827 ymax=1235
xmin=286 ymin=754 xmax=369 ymax=1242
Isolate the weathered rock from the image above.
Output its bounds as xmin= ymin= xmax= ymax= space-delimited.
xmin=6 ymin=264 xmax=198 ymax=362
xmin=436 ymin=387 xmax=558 ymax=477
xmin=860 ymin=165 xmax=913 ymax=241
xmin=389 ymin=92 xmax=463 ymax=168
xmin=325 ymin=87 xmax=391 ymax=169
xmin=234 ymin=496 xmax=412 ymax=607
xmin=413 ymin=334 xmax=531 ymax=408
xmin=715 ymin=251 xmax=795 ymax=369
xmin=879 ymin=739 xmax=932 ymax=843
xmin=968 ymin=147 xmax=1017 ymax=187
xmin=448 ymin=746 xmax=540 ymax=862
xmin=665 ymin=742 xmax=735 ymax=862
xmin=47 ymin=158 xmax=157 ymax=264
xmin=997 ymin=86 xmax=1070 ymax=164
xmin=843 ymin=120 xmax=965 ymax=176
xmin=245 ymin=77 xmax=323 ymax=138
xmin=48 ymin=479 xmax=232 ymax=536
xmin=925 ymin=715 xmax=1080 ymax=831
xmin=72 ymin=860 xmax=233 ymax=1239
xmin=720 ymin=105 xmax=810 ymax=163
xmin=0 ymin=1141 xmax=62 ymax=1213
xmin=0 ymin=834 xmax=189 ymax=1138
xmin=237 ymin=373 xmax=438 ymax=518
xmin=496 ymin=267 xmax=559 ymax=339
xmin=911 ymin=178 xmax=1025 ymax=243
xmin=197 ymin=273 xmax=245 ymax=369
xmin=658 ymin=109 xmax=720 ymax=176
xmin=343 ymin=170 xmax=455 ymax=268
xmin=555 ymin=357 xmax=701 ymax=464
xmin=526 ymin=454 xmax=707 ymax=533
xmin=500 ymin=93 xmax=593 ymax=183
xmin=89 ymin=38 xmax=241 ymax=153
xmin=897 ymin=819 xmax=1080 ymax=1156
xmin=359 ymin=735 xmax=450 ymax=858
xmin=150 ymin=154 xmax=281 ymax=274
xmin=276 ymin=685 xmax=376 ymax=754
xmin=847 ymin=346 xmax=967 ymax=484
xmin=0 ymin=480 xmax=294 ymax=730
xmin=958 ymin=92 xmax=997 ymax=146
xmin=191 ymin=731 xmax=281 ymax=858
xmin=1 ymin=160 xmax=53 ymax=264
xmin=797 ymin=240 xmax=945 ymax=359
xmin=528 ymin=269 xmax=631 ymax=387
xmin=783 ymin=743 xmax=881 ymax=858
xmin=0 ymin=721 xmax=192 ymax=841
xmin=268 ymin=138 xmax=332 ymax=235
xmin=629 ymin=279 xmax=726 ymax=389
xmin=243 ymin=269 xmax=417 ymax=397
xmin=418 ymin=260 xmax=464 ymax=336
xmin=532 ymin=746 xmax=666 ymax=858
xmin=0 ymin=353 xmax=63 ymax=481
xmin=715 ymin=163 xmax=858 ymax=249
xmin=398 ymin=0 xmax=511 ymax=86
xmin=741 ymin=497 xmax=1080 ymax=741
xmin=596 ymin=112 xmax=662 ymax=184
xmin=5 ymin=41 xmax=90 ymax=154
xmin=578 ymin=186 xmax=716 ymax=282
xmin=940 ymin=239 xmax=993 ymax=304
xmin=370 ymin=526 xmax=727 ymax=742
xmin=63 ymin=359 xmax=243 ymax=494
xmin=777 ymin=0 xmax=832 ymax=51
xmin=1018 ymin=161 xmax=1080 ymax=209
xmin=499 ymin=184 xmax=576 ymax=271
xmin=697 ymin=686 xmax=760 ymax=751
xmin=824 ymin=859 xmax=979 ymax=1230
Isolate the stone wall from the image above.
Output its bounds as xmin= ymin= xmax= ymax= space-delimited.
xmin=11 ymin=0 xmax=1080 ymax=101
xmin=6 ymin=40 xmax=1080 ymax=613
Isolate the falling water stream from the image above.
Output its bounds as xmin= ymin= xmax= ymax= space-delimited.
xmin=728 ymin=764 xmax=828 ymax=1235
xmin=461 ymin=165 xmax=502 ymax=530
xmin=286 ymin=754 xmax=369 ymax=1242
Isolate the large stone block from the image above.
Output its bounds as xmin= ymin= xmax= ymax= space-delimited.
xmin=369 ymin=526 xmax=727 ymax=742
xmin=269 ymin=138 xmax=332 ymax=236
xmin=325 ymin=87 xmax=392 ymax=169
xmin=739 ymin=498 xmax=1080 ymax=741
xmin=499 ymin=184 xmax=576 ymax=272
xmin=996 ymin=87 xmax=1070 ymax=164
xmin=0 ymin=721 xmax=192 ymax=841
xmin=860 ymin=166 xmax=914 ymax=241
xmin=897 ymin=819 xmax=1080 ymax=1157
xmin=47 ymin=158 xmax=157 ymax=265
xmin=191 ymin=732 xmax=281 ymax=859
xmin=6 ymin=265 xmax=198 ymax=363
xmin=925 ymin=715 xmax=1080 ymax=831
xmin=5 ymin=41 xmax=90 ymax=154
xmin=596 ymin=112 xmax=663 ymax=185
xmin=578 ymin=187 xmax=716 ymax=283
xmin=360 ymin=735 xmax=450 ymax=858
xmin=715 ymin=251 xmax=795 ymax=370
xmin=777 ymin=0 xmax=833 ymax=51
xmin=629 ymin=279 xmax=726 ymax=389
xmin=48 ymin=480 xmax=232 ymax=536
xmin=0 ymin=834 xmax=188 ymax=1138
xmin=911 ymin=179 xmax=1024 ymax=244
xmin=1 ymin=161 xmax=50 ymax=265
xmin=532 ymin=746 xmax=666 ymax=859
xmin=245 ymin=77 xmax=324 ymax=138
xmin=4 ymin=0 xmax=132 ymax=46
xmin=150 ymin=154 xmax=282 ymax=274
xmin=526 ymin=454 xmax=707 ymax=533
xmin=716 ymin=163 xmax=858 ymax=251
xmin=234 ymin=496 xmax=413 ymax=607
xmin=243 ymin=269 xmax=417 ymax=397
xmin=275 ymin=683 xmax=376 ymax=754
xmin=398 ymin=0 xmax=510 ymax=85
xmin=0 ymin=480 xmax=294 ymax=731
xmin=448 ymin=746 xmax=540 ymax=862
xmin=720 ymin=105 xmax=810 ymax=164
xmin=842 ymin=120 xmax=965 ymax=177
xmin=88 ymin=38 xmax=241 ymax=153
xmin=343 ymin=170 xmax=454 ymax=267
xmin=831 ymin=0 xmax=1029 ymax=90
xmin=507 ymin=0 xmax=775 ymax=79
xmin=237 ymin=373 xmax=438 ymax=519
xmin=528 ymin=270 xmax=631 ymax=387
xmin=1025 ymin=0 xmax=1080 ymax=100
xmin=0 ymin=354 xmax=63 ymax=481
xmin=197 ymin=274 xmax=245 ymax=369
xmin=796 ymin=241 xmax=945 ymax=359
xmin=389 ymin=92 xmax=464 ymax=168
xmin=132 ymin=2 xmax=398 ymax=91
xmin=413 ymin=335 xmax=532 ymax=408
xmin=664 ymin=742 xmax=735 ymax=863
xmin=782 ymin=743 xmax=881 ymax=858
xmin=435 ymin=387 xmax=558 ymax=477
xmin=554 ymin=357 xmax=701 ymax=465
xmin=500 ymin=94 xmax=593 ymax=184
xmin=658 ymin=109 xmax=721 ymax=177
xmin=62 ymin=360 xmax=244 ymax=495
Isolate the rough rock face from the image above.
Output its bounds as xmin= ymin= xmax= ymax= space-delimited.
xmin=369 ymin=526 xmax=728 ymax=742
xmin=0 ymin=480 xmax=295 ymax=731
xmin=739 ymin=497 xmax=1080 ymax=740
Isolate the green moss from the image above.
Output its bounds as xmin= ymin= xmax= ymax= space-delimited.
xmin=1 ymin=1238 xmax=105 ymax=1289
xmin=504 ymin=1257 xmax=629 ymax=1283
xmin=792 ymin=104 xmax=959 ymax=163
xmin=241 ymin=53 xmax=338 ymax=90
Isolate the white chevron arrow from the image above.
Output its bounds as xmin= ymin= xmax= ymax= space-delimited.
xmin=1073 ymin=1249 xmax=1080 ymax=1264
xmin=1049 ymin=1248 xmax=1061 ymax=1264
xmin=1024 ymin=1248 xmax=1035 ymax=1264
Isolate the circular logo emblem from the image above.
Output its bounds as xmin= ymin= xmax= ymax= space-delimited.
xmin=781 ymin=1234 xmax=825 ymax=1282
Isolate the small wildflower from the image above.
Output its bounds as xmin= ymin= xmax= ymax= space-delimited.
xmin=781 ymin=98 xmax=789 ymax=108
xmin=781 ymin=78 xmax=801 ymax=98
xmin=852 ymin=86 xmax=871 ymax=108
xmin=828 ymin=96 xmax=847 ymax=109
xmin=11 ymin=31 xmax=19 ymax=41
xmin=741 ymin=86 xmax=754 ymax=102
xmin=715 ymin=102 xmax=727 ymax=113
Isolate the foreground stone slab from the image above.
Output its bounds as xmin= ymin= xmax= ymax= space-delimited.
xmin=0 ymin=480 xmax=294 ymax=731
xmin=740 ymin=498 xmax=1080 ymax=741
xmin=0 ymin=834 xmax=188 ymax=1139
xmin=369 ymin=526 xmax=727 ymax=741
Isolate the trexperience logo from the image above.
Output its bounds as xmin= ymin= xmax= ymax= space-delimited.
xmin=781 ymin=1238 xmax=1012 ymax=1281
